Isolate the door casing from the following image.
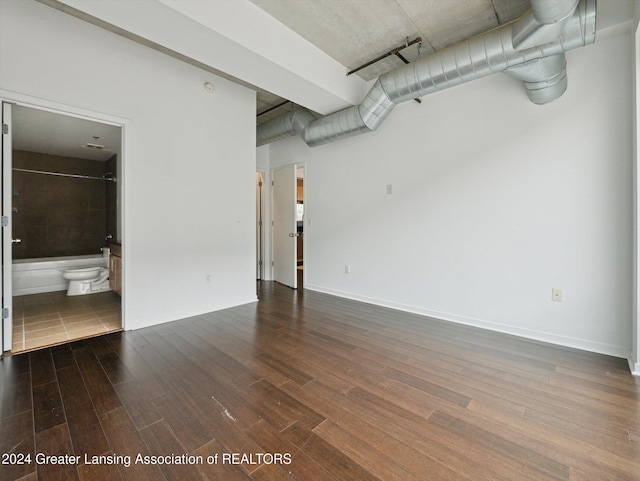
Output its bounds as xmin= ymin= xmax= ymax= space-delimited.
xmin=0 ymin=93 xmax=129 ymax=347
xmin=1 ymin=102 xmax=13 ymax=352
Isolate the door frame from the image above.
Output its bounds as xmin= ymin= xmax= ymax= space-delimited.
xmin=0 ymin=91 xmax=129 ymax=343
xmin=2 ymin=102 xmax=13 ymax=353
xmin=256 ymin=170 xmax=265 ymax=280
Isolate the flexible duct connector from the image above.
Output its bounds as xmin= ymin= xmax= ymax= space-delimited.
xmin=256 ymin=0 xmax=596 ymax=147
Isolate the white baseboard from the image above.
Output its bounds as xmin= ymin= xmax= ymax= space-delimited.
xmin=629 ymin=357 xmax=640 ymax=377
xmin=304 ymin=284 xmax=628 ymax=359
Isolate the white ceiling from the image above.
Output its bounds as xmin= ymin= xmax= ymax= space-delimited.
xmin=12 ymin=105 xmax=121 ymax=162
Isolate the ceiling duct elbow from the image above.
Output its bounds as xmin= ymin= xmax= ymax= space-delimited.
xmin=357 ymin=79 xmax=396 ymax=131
xmin=261 ymin=79 xmax=396 ymax=147
xmin=256 ymin=0 xmax=596 ymax=148
xmin=504 ymin=54 xmax=568 ymax=104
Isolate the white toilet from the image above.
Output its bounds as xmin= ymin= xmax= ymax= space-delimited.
xmin=63 ymin=266 xmax=110 ymax=296
xmin=62 ymin=248 xmax=111 ymax=296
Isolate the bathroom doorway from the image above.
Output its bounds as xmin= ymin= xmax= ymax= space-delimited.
xmin=2 ymin=102 xmax=124 ymax=353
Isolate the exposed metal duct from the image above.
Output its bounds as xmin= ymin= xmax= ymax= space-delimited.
xmin=511 ymin=0 xmax=580 ymax=49
xmin=530 ymin=0 xmax=580 ymax=23
xmin=504 ymin=54 xmax=568 ymax=104
xmin=257 ymin=0 xmax=596 ymax=147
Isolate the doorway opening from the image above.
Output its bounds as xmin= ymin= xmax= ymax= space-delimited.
xmin=296 ymin=166 xmax=304 ymax=288
xmin=2 ymin=103 xmax=123 ymax=353
xmin=271 ymin=163 xmax=304 ymax=289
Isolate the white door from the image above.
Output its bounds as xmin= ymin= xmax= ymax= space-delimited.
xmin=1 ymin=102 xmax=13 ymax=352
xmin=272 ymin=164 xmax=297 ymax=288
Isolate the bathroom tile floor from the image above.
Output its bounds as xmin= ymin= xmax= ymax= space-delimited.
xmin=11 ymin=290 xmax=121 ymax=353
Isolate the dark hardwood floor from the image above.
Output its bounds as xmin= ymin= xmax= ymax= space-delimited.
xmin=1 ymin=281 xmax=639 ymax=481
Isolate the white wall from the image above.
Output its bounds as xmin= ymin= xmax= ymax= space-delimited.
xmin=0 ymin=0 xmax=257 ymax=329
xmin=270 ymin=30 xmax=634 ymax=358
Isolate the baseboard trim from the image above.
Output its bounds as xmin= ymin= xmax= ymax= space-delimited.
xmin=629 ymin=357 xmax=640 ymax=377
xmin=304 ymin=284 xmax=628 ymax=359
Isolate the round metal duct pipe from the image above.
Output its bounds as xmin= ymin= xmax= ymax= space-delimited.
xmin=256 ymin=0 xmax=596 ymax=147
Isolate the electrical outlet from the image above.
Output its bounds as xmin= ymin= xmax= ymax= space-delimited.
xmin=552 ymin=288 xmax=562 ymax=302
xmin=206 ymin=274 xmax=211 ymax=283
xmin=344 ymin=265 xmax=350 ymax=274
xmin=386 ymin=184 xmax=393 ymax=195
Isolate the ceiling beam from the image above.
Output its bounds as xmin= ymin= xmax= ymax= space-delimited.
xmin=38 ymin=0 xmax=371 ymax=115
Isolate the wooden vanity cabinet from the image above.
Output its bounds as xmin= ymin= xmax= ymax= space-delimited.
xmin=109 ymin=243 xmax=122 ymax=295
